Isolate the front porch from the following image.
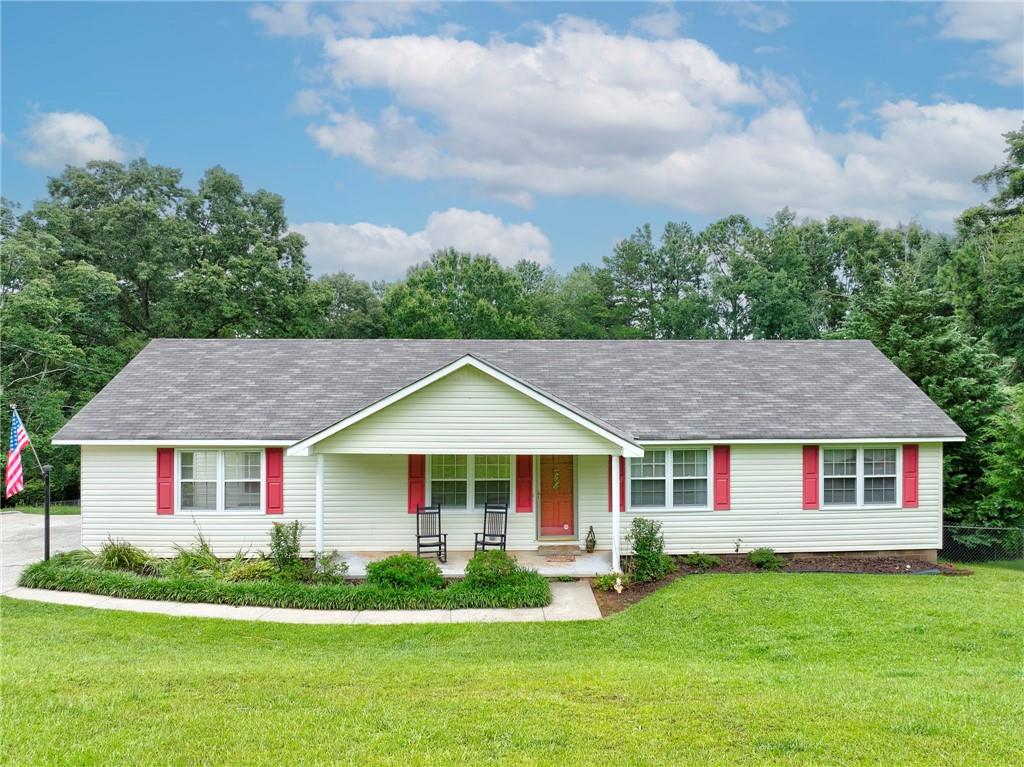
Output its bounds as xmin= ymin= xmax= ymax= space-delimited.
xmin=341 ymin=549 xmax=616 ymax=578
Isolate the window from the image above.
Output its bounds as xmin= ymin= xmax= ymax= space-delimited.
xmin=673 ymin=449 xmax=708 ymax=507
xmin=630 ymin=451 xmax=666 ymax=507
xmin=822 ymin=446 xmax=900 ymax=507
xmin=430 ymin=455 xmax=467 ymax=508
xmin=178 ymin=450 xmax=263 ymax=512
xmin=628 ymin=448 xmax=711 ymax=509
xmin=823 ymin=448 xmax=857 ymax=506
xmin=474 ymin=455 xmax=511 ymax=507
xmin=863 ymin=448 xmax=897 ymax=505
xmin=428 ymin=455 xmax=513 ymax=510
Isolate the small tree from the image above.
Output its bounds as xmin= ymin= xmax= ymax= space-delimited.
xmin=625 ymin=517 xmax=676 ymax=583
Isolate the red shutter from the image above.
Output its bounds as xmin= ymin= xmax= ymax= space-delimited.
xmin=515 ymin=455 xmax=533 ymax=512
xmin=802 ymin=445 xmax=819 ymax=510
xmin=713 ymin=445 xmax=731 ymax=510
xmin=609 ymin=456 xmax=626 ymax=512
xmin=903 ymin=444 xmax=919 ymax=508
xmin=265 ymin=447 xmax=284 ymax=515
xmin=408 ymin=454 xmax=426 ymax=513
xmin=156 ymin=448 xmax=174 ymax=515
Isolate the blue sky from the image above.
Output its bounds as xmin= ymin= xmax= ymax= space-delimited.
xmin=3 ymin=2 xmax=1022 ymax=279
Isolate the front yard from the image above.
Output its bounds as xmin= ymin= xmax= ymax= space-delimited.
xmin=2 ymin=562 xmax=1021 ymax=766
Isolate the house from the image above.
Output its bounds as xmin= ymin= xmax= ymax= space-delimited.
xmin=53 ymin=339 xmax=965 ymax=570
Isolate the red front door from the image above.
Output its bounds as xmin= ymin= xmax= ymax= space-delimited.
xmin=539 ymin=455 xmax=574 ymax=537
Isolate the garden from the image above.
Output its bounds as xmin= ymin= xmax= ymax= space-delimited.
xmin=18 ymin=521 xmax=552 ymax=611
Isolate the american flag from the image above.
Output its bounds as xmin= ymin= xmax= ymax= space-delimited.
xmin=6 ymin=408 xmax=31 ymax=498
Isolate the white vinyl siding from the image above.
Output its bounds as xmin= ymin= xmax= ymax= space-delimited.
xmin=313 ymin=366 xmax=619 ymax=455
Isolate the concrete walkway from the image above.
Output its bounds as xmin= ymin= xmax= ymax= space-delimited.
xmin=3 ymin=580 xmax=601 ymax=624
xmin=1 ymin=511 xmax=81 ymax=593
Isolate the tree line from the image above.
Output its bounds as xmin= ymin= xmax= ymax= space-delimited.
xmin=2 ymin=129 xmax=1021 ymax=545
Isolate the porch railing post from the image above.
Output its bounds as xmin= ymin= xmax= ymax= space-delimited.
xmin=315 ymin=453 xmax=325 ymax=556
xmin=610 ymin=452 xmax=621 ymax=572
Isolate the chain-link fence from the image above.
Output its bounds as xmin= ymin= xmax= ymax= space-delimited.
xmin=941 ymin=526 xmax=1024 ymax=563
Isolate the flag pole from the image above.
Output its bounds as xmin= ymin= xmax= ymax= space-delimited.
xmin=9 ymin=404 xmax=50 ymax=560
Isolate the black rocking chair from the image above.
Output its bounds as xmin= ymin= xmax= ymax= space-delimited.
xmin=474 ymin=503 xmax=508 ymax=552
xmin=416 ymin=504 xmax=447 ymax=563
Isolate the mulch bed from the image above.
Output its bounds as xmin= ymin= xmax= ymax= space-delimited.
xmin=592 ymin=554 xmax=971 ymax=616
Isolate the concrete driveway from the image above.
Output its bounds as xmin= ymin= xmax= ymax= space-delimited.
xmin=1 ymin=512 xmax=81 ymax=593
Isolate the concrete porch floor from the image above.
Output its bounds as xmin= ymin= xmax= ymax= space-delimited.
xmin=341 ymin=549 xmax=615 ymax=578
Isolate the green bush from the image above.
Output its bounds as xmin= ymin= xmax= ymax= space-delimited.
xmin=463 ymin=550 xmax=519 ymax=588
xmin=269 ymin=521 xmax=302 ymax=571
xmin=625 ymin=517 xmax=676 ymax=583
xmin=593 ymin=573 xmax=630 ymax=592
xmin=162 ymin=535 xmax=226 ymax=579
xmin=681 ymin=552 xmax=722 ymax=569
xmin=748 ymin=547 xmax=785 ymax=571
xmin=18 ymin=557 xmax=551 ymax=610
xmin=96 ymin=539 xmax=158 ymax=576
xmin=365 ymin=553 xmax=444 ymax=590
xmin=224 ymin=559 xmax=276 ymax=582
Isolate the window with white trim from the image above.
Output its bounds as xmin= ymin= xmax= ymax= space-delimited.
xmin=822 ymin=446 xmax=900 ymax=507
xmin=428 ymin=455 xmax=512 ymax=510
xmin=629 ymin=448 xmax=711 ymax=509
xmin=178 ymin=449 xmax=263 ymax=512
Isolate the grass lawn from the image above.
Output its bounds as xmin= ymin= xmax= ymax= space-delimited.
xmin=0 ymin=504 xmax=80 ymax=515
xmin=2 ymin=563 xmax=1021 ymax=766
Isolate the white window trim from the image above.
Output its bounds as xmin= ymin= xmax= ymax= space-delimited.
xmin=626 ymin=447 xmax=713 ymax=512
xmin=175 ymin=448 xmax=266 ymax=514
xmin=820 ymin=445 xmax=902 ymax=510
xmin=425 ymin=454 xmax=516 ymax=513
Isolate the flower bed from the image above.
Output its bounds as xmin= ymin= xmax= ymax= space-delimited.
xmin=17 ymin=525 xmax=551 ymax=611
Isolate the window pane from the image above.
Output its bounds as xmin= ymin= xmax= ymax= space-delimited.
xmin=823 ymin=477 xmax=857 ymax=505
xmin=225 ymin=451 xmax=261 ymax=481
xmin=630 ymin=451 xmax=665 ymax=479
xmin=864 ymin=449 xmax=897 ymax=477
xmin=431 ymin=481 xmax=466 ymax=508
xmin=225 ymin=481 xmax=261 ymax=510
xmin=474 ymin=480 xmax=511 ymax=508
xmin=823 ymin=449 xmax=857 ymax=477
xmin=864 ymin=477 xmax=896 ymax=505
xmin=181 ymin=481 xmax=217 ymax=510
xmin=474 ymin=455 xmax=510 ymax=480
xmin=431 ymin=455 xmax=466 ymax=481
xmin=180 ymin=451 xmax=217 ymax=481
xmin=673 ymin=449 xmax=707 ymax=478
xmin=673 ymin=478 xmax=707 ymax=506
xmin=631 ymin=479 xmax=665 ymax=507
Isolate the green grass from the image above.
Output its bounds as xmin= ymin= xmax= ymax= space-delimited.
xmin=3 ymin=564 xmax=1022 ymax=766
xmin=0 ymin=504 xmax=80 ymax=515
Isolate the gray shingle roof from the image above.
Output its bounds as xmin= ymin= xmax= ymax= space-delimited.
xmin=53 ymin=339 xmax=965 ymax=443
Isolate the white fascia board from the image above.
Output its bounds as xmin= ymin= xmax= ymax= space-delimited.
xmin=639 ymin=436 xmax=966 ymax=445
xmin=287 ymin=354 xmax=643 ymax=458
xmin=52 ymin=439 xmax=296 ymax=447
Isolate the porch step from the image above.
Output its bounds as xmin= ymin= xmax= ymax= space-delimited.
xmin=537 ymin=544 xmax=579 ymax=560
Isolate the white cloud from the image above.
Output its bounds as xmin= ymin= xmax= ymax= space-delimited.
xmin=938 ymin=1 xmax=1024 ymax=84
xmin=250 ymin=2 xmax=438 ymax=38
xmin=298 ymin=17 xmax=1020 ymax=230
xmin=293 ymin=208 xmax=551 ymax=279
xmin=21 ymin=111 xmax=128 ymax=169
xmin=631 ymin=3 xmax=684 ymax=39
xmin=718 ymin=2 xmax=791 ymax=34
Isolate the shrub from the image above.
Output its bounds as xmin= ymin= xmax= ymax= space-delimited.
xmin=681 ymin=552 xmax=722 ymax=570
xmin=311 ymin=551 xmax=349 ymax=583
xmin=97 ymin=539 xmax=158 ymax=576
xmin=593 ymin=573 xmax=630 ymax=592
xmin=365 ymin=553 xmax=444 ymax=590
xmin=749 ymin=547 xmax=785 ymax=571
xmin=224 ymin=559 xmax=276 ymax=582
xmin=163 ymin=535 xmax=225 ymax=579
xmin=625 ymin=517 xmax=676 ymax=583
xmin=269 ymin=521 xmax=302 ymax=571
xmin=18 ymin=558 xmax=551 ymax=610
xmin=464 ymin=550 xmax=519 ymax=588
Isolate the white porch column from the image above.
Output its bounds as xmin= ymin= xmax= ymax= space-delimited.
xmin=610 ymin=453 xmax=621 ymax=572
xmin=315 ymin=453 xmax=325 ymax=555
